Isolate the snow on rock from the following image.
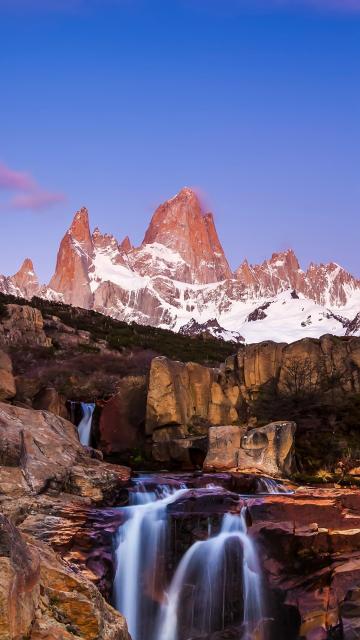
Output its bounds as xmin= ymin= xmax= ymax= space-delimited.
xmin=1 ymin=190 xmax=360 ymax=344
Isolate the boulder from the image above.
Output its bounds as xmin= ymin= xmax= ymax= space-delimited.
xmin=0 ymin=350 xmax=15 ymax=401
xmin=203 ymin=425 xmax=246 ymax=470
xmin=204 ymin=421 xmax=296 ymax=476
xmin=0 ymin=402 xmax=130 ymax=504
xmin=0 ymin=514 xmax=130 ymax=640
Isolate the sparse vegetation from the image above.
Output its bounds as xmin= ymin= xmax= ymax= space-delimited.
xmin=251 ymin=358 xmax=360 ymax=474
xmin=0 ymin=292 xmax=235 ymax=365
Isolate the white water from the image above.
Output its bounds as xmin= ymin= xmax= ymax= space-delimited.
xmin=77 ymin=402 xmax=95 ymax=446
xmin=157 ymin=509 xmax=264 ymax=640
xmin=113 ymin=477 xmax=270 ymax=640
xmin=258 ymin=477 xmax=289 ymax=494
xmin=113 ymin=482 xmax=187 ymax=640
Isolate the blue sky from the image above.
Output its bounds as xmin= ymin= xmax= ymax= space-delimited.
xmin=1 ymin=0 xmax=359 ymax=282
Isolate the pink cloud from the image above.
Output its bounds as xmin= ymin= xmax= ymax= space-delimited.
xmin=0 ymin=161 xmax=66 ymax=212
xmin=0 ymin=162 xmax=35 ymax=191
xmin=9 ymin=190 xmax=66 ymax=211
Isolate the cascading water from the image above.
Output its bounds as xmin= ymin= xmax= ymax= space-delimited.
xmin=77 ymin=402 xmax=95 ymax=446
xmin=112 ymin=476 xmax=280 ymax=640
xmin=113 ymin=481 xmax=187 ymax=640
xmin=257 ymin=477 xmax=290 ymax=494
xmin=156 ymin=509 xmax=264 ymax=640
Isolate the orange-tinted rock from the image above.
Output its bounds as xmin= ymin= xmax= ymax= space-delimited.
xmin=48 ymin=207 xmax=94 ymax=308
xmin=139 ymin=187 xmax=231 ymax=284
xmin=0 ymin=514 xmax=40 ymax=640
xmin=204 ymin=421 xmax=296 ymax=475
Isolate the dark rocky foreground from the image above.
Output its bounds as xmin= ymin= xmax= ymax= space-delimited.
xmin=1 ymin=298 xmax=360 ymax=638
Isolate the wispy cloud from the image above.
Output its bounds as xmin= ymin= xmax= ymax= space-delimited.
xmin=0 ymin=163 xmax=35 ymax=191
xmin=0 ymin=161 xmax=65 ymax=212
xmin=9 ymin=190 xmax=66 ymax=211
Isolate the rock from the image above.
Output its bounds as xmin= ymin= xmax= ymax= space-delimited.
xmin=10 ymin=258 xmax=40 ymax=299
xmin=0 ymin=514 xmax=130 ymax=640
xmin=136 ymin=187 xmax=232 ymax=284
xmin=0 ymin=514 xmax=40 ymax=640
xmin=0 ymin=304 xmax=51 ymax=347
xmin=238 ymin=340 xmax=286 ymax=392
xmin=204 ymin=421 xmax=296 ymax=476
xmin=247 ymin=487 xmax=360 ymax=640
xmin=32 ymin=386 xmax=68 ymax=418
xmin=0 ymin=350 xmax=15 ymax=401
xmin=146 ymin=357 xmax=239 ymax=463
xmin=0 ymin=402 xmax=130 ymax=504
xmin=146 ymin=356 xmax=240 ymax=464
xmin=18 ymin=496 xmax=124 ymax=600
xmin=203 ymin=425 xmax=246 ymax=470
xmin=98 ymin=375 xmax=147 ymax=456
xmin=48 ymin=208 xmax=94 ymax=309
xmin=238 ymin=421 xmax=297 ymax=476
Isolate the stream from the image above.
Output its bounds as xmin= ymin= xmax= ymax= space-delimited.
xmin=112 ymin=474 xmax=291 ymax=640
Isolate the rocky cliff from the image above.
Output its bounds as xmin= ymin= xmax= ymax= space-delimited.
xmin=144 ymin=334 xmax=360 ymax=473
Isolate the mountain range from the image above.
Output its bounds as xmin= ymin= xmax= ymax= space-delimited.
xmin=1 ymin=187 xmax=359 ymax=343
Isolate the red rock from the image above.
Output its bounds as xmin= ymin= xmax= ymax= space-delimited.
xmin=139 ymin=187 xmax=231 ymax=284
xmin=119 ymin=236 xmax=132 ymax=253
xmin=48 ymin=207 xmax=94 ymax=308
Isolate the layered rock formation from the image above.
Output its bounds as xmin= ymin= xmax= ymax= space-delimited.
xmin=145 ymin=334 xmax=360 ymax=470
xmin=1 ymin=187 xmax=359 ymax=342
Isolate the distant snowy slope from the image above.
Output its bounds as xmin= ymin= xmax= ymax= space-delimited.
xmin=1 ymin=188 xmax=359 ymax=343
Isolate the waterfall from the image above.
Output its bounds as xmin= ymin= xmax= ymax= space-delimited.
xmin=113 ymin=482 xmax=188 ymax=640
xmin=156 ymin=508 xmax=264 ymax=640
xmin=258 ymin=476 xmax=289 ymax=494
xmin=77 ymin=402 xmax=95 ymax=446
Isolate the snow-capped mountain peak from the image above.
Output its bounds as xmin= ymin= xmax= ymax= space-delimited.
xmin=1 ymin=189 xmax=359 ymax=342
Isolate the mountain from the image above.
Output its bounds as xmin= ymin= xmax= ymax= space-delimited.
xmin=0 ymin=258 xmax=40 ymax=299
xmin=1 ymin=187 xmax=360 ymax=342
